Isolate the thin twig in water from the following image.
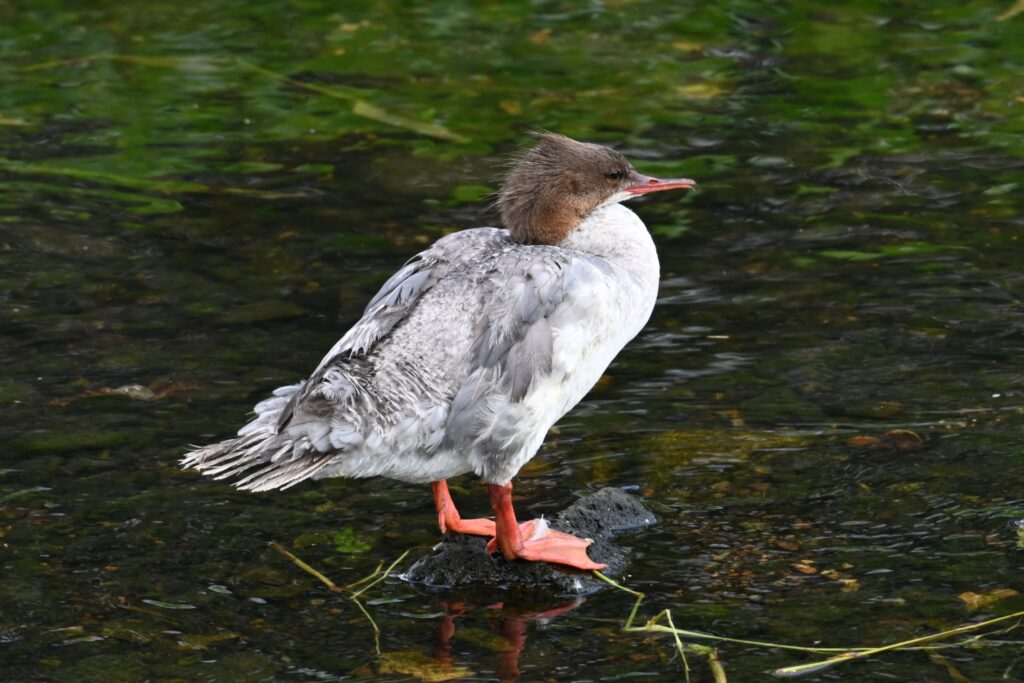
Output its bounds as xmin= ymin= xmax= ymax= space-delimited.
xmin=270 ymin=542 xmax=342 ymax=593
xmin=594 ymin=571 xmax=846 ymax=653
xmin=1003 ymin=651 xmax=1024 ymax=679
xmin=929 ymin=652 xmax=973 ymax=683
xmin=270 ymin=541 xmax=410 ymax=654
xmin=353 ymin=595 xmax=382 ymax=654
xmin=664 ymin=609 xmax=690 ymax=683
xmin=344 ymin=559 xmax=385 ymax=591
xmin=592 ymin=571 xmax=727 ymax=680
xmin=352 ymin=551 xmax=410 ymax=600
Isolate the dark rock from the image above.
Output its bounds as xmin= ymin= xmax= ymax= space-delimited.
xmin=402 ymin=487 xmax=657 ymax=596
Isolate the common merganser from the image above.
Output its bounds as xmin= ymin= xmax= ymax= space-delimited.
xmin=182 ymin=133 xmax=695 ymax=570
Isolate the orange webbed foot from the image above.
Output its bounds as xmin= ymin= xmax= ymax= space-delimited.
xmin=486 ymin=519 xmax=606 ymax=571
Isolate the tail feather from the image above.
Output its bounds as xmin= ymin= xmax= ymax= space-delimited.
xmin=239 ymin=454 xmax=335 ymax=492
xmin=180 ymin=382 xmax=336 ymax=491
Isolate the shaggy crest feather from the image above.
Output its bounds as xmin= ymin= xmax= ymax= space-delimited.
xmin=497 ymin=131 xmax=634 ymax=245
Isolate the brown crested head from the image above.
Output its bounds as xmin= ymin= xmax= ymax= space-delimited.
xmin=497 ymin=132 xmax=696 ymax=245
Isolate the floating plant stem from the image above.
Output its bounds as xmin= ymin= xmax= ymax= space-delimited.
xmin=664 ymin=608 xmax=691 ymax=683
xmin=593 ymin=570 xmax=1024 ymax=679
xmin=270 ymin=541 xmax=410 ymax=654
xmin=344 ymin=559 xmax=385 ymax=592
xmin=270 ymin=541 xmax=342 ymax=593
xmin=593 ymin=571 xmax=729 ymax=680
xmin=773 ymin=612 xmax=1024 ymax=678
xmin=708 ymin=648 xmax=728 ymax=683
xmin=351 ymin=550 xmax=410 ymax=600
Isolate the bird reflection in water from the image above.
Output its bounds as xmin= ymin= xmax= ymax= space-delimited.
xmin=433 ymin=598 xmax=583 ymax=680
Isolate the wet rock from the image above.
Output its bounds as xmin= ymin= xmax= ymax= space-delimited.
xmin=402 ymin=487 xmax=657 ymax=596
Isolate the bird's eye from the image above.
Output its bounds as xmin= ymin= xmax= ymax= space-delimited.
xmin=606 ymin=169 xmax=623 ymax=180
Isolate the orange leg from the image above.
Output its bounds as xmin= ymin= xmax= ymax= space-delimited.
xmin=484 ymin=483 xmax=606 ymax=571
xmin=432 ymin=480 xmax=496 ymax=537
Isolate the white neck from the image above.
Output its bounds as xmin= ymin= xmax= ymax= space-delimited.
xmin=559 ymin=203 xmax=659 ymax=282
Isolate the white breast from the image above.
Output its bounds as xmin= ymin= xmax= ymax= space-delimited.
xmin=467 ymin=203 xmax=660 ymax=483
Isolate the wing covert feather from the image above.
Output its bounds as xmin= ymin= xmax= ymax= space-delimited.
xmin=444 ymin=250 xmax=608 ymax=448
xmin=276 ymin=228 xmax=515 ymax=431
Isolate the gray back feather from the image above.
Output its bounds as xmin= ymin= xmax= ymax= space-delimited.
xmin=275 ymin=228 xmax=515 ymax=432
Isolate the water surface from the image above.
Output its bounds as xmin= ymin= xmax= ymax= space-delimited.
xmin=3 ymin=1 xmax=1024 ymax=680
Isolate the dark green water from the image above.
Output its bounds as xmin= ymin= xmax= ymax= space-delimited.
xmin=4 ymin=1 xmax=1024 ymax=680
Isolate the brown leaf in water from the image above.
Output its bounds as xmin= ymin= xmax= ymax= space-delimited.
xmin=499 ymin=100 xmax=522 ymax=115
xmin=718 ymin=408 xmax=745 ymax=426
xmin=839 ymin=578 xmax=860 ymax=592
xmin=676 ymin=82 xmax=728 ymax=99
xmin=528 ymin=28 xmax=552 ymax=45
xmin=958 ymin=591 xmax=985 ymax=610
xmin=672 ymin=41 xmax=703 ymax=52
xmin=881 ymin=429 xmax=924 ymax=451
xmin=959 ymin=588 xmax=1019 ymax=611
xmin=847 ymin=429 xmax=924 ymax=452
